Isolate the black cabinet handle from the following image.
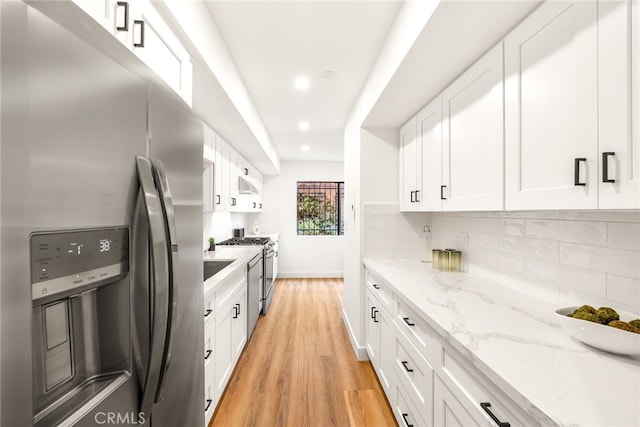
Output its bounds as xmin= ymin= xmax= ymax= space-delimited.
xmin=440 ymin=185 xmax=447 ymax=200
xmin=116 ymin=1 xmax=129 ymax=31
xmin=401 ymin=360 xmax=414 ymax=373
xmin=372 ymin=284 xmax=380 ymax=290
xmin=204 ymin=349 xmax=212 ymax=360
xmin=602 ymin=152 xmax=616 ymax=183
xmin=373 ymin=309 xmax=379 ymax=323
xmin=402 ymin=317 xmax=415 ymax=327
xmin=235 ymin=303 xmax=241 ymax=316
xmin=253 ymin=202 xmax=257 ymax=208
xmin=574 ymin=158 xmax=587 ymax=186
xmin=133 ymin=19 xmax=145 ymax=48
xmin=370 ymin=306 xmax=376 ymax=319
xmin=204 ymin=399 xmax=212 ymax=412
xmin=415 ymin=190 xmax=420 ymax=202
xmin=216 ymin=195 xmax=221 ymax=205
xmin=259 ymin=203 xmax=262 ymax=209
xmin=410 ymin=191 xmax=415 ymax=203
xmin=243 ymin=168 xmax=249 ymax=175
xmin=480 ymin=402 xmax=510 ymax=427
xmin=204 ymin=309 xmax=212 ymax=318
xmin=401 ymin=413 xmax=413 ymax=427
xmin=232 ymin=306 xmax=238 ymax=319
xmin=231 ymin=197 xmax=237 ymax=206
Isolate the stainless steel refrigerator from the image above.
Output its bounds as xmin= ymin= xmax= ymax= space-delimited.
xmin=0 ymin=2 xmax=204 ymax=426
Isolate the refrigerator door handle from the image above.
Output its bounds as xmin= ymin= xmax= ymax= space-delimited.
xmin=134 ymin=156 xmax=171 ymax=417
xmin=150 ymin=159 xmax=178 ymax=403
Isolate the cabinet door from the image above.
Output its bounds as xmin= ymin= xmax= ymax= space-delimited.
xmin=214 ymin=136 xmax=227 ymax=211
xmin=433 ymin=376 xmax=477 ymax=427
xmin=442 ymin=43 xmax=504 ymax=211
xmin=365 ymin=291 xmax=380 ymax=364
xmin=399 ymin=116 xmax=420 ymax=212
xmin=598 ymin=0 xmax=640 ymax=208
xmin=130 ymin=0 xmax=192 ymax=105
xmin=417 ymin=96 xmax=443 ymax=211
xmin=377 ymin=307 xmax=395 ymax=396
xmin=227 ymin=150 xmax=239 ymax=212
xmin=231 ymin=288 xmax=247 ymax=361
xmin=214 ymin=301 xmax=233 ymax=398
xmin=203 ymin=165 xmax=214 ymax=213
xmin=505 ymin=2 xmax=598 ymax=210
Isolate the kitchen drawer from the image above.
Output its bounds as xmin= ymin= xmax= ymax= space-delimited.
xmin=366 ymin=269 xmax=393 ymax=312
xmin=393 ymin=376 xmax=430 ymax=427
xmin=204 ymin=323 xmax=214 ymax=369
xmin=204 ymin=289 xmax=215 ymax=326
xmin=204 ymin=360 xmax=215 ymax=426
xmin=438 ymin=346 xmax=534 ymax=426
xmin=393 ymin=329 xmax=434 ymax=425
xmin=215 ymin=267 xmax=246 ymax=310
xmin=395 ymin=297 xmax=440 ymax=366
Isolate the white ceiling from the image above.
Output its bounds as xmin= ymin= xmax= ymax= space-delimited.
xmin=204 ymin=0 xmax=402 ymax=162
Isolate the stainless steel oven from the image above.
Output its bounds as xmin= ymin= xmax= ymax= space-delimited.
xmin=263 ymin=242 xmax=275 ymax=314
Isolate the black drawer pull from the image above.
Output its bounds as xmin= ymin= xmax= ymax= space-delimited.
xmin=204 ymin=309 xmax=212 ymax=318
xmin=232 ymin=306 xmax=238 ymax=319
xmin=133 ymin=19 xmax=145 ymax=48
xmin=204 ymin=399 xmax=212 ymax=412
xmin=372 ymin=284 xmax=380 ymax=290
xmin=410 ymin=191 xmax=415 ymax=203
xmin=370 ymin=306 xmax=376 ymax=319
xmin=574 ymin=158 xmax=587 ymax=186
xmin=602 ymin=152 xmax=616 ymax=183
xmin=236 ymin=303 xmax=241 ymax=315
xmin=401 ymin=413 xmax=413 ymax=427
xmin=204 ymin=349 xmax=212 ymax=360
xmin=481 ymin=402 xmax=510 ymax=427
xmin=401 ymin=360 xmax=414 ymax=373
xmin=415 ymin=189 xmax=420 ymax=202
xmin=403 ymin=317 xmax=415 ymax=327
xmin=373 ymin=309 xmax=379 ymax=323
xmin=216 ymin=194 xmax=221 ymax=205
xmin=440 ymin=185 xmax=447 ymax=200
xmin=116 ymin=1 xmax=129 ymax=31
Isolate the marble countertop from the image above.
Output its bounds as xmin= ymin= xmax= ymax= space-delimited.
xmin=363 ymin=258 xmax=640 ymax=427
xmin=204 ymin=246 xmax=261 ymax=295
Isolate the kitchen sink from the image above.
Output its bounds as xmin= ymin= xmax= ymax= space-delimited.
xmin=204 ymin=260 xmax=234 ymax=281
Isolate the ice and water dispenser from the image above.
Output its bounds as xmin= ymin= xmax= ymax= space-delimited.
xmin=30 ymin=227 xmax=131 ymax=425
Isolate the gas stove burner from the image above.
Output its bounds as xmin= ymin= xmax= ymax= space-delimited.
xmin=218 ymin=237 xmax=271 ymax=246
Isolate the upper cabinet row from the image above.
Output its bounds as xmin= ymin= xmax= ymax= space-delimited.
xmin=203 ymin=124 xmax=263 ymax=214
xmin=400 ymin=0 xmax=639 ymax=212
xmin=70 ymin=0 xmax=193 ymax=105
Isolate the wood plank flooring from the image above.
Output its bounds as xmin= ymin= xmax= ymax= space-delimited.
xmin=210 ymin=278 xmax=397 ymax=427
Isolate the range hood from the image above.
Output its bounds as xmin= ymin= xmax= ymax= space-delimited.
xmin=238 ymin=175 xmax=259 ymax=195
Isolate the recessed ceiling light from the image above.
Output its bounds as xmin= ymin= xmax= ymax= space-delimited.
xmin=300 ymin=145 xmax=310 ymax=152
xmin=320 ymin=70 xmax=337 ymax=80
xmin=293 ymin=76 xmax=310 ymax=91
xmin=298 ymin=121 xmax=310 ymax=131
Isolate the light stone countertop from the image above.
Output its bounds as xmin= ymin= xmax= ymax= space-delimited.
xmin=204 ymin=246 xmax=261 ymax=296
xmin=363 ymin=258 xmax=640 ymax=427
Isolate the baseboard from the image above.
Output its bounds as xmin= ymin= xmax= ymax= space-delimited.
xmin=342 ymin=307 xmax=369 ymax=361
xmin=278 ymin=271 xmax=344 ymax=278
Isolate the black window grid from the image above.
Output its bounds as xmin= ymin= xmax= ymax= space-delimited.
xmin=296 ymin=181 xmax=345 ymax=236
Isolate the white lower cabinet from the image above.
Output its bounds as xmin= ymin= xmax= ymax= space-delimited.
xmin=204 ymin=266 xmax=248 ymax=426
xmin=364 ymin=266 xmax=537 ymax=427
xmin=365 ymin=289 xmax=394 ymax=395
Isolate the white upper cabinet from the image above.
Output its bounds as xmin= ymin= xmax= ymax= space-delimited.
xmin=598 ymin=0 xmax=640 ymax=208
xmin=417 ymin=96 xmax=443 ymax=211
xmin=399 ymin=116 xmax=420 ymax=212
xmin=505 ymin=1 xmax=599 ymax=210
xmin=130 ymin=0 xmax=192 ymax=106
xmin=442 ymin=43 xmax=504 ymax=211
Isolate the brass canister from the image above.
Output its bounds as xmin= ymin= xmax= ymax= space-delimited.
xmin=432 ymin=249 xmax=442 ymax=270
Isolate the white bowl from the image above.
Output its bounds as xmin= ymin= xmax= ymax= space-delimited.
xmin=555 ymin=306 xmax=640 ymax=356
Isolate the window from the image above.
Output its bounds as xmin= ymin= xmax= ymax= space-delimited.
xmin=296 ymin=181 xmax=344 ymax=235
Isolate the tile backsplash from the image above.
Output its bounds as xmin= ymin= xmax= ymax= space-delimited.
xmin=431 ymin=211 xmax=640 ymax=314
xmin=362 ymin=204 xmax=640 ymax=313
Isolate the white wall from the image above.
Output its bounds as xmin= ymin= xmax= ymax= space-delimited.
xmin=343 ymin=1 xmax=440 ymax=359
xmin=203 ymin=211 xmax=261 ymax=251
xmin=260 ymin=160 xmax=344 ymax=277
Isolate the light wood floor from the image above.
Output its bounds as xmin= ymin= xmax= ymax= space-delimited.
xmin=210 ymin=278 xmax=397 ymax=427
